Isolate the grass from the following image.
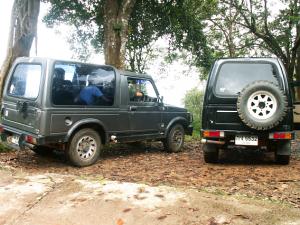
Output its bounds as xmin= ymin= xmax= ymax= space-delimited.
xmin=185 ymin=130 xmax=201 ymax=142
xmin=0 ymin=142 xmax=12 ymax=153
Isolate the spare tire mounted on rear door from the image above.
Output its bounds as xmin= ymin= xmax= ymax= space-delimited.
xmin=237 ymin=80 xmax=287 ymax=130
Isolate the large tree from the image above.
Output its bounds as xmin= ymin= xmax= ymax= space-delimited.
xmin=0 ymin=0 xmax=40 ymax=99
xmin=45 ymin=0 xmax=136 ymax=70
xmin=44 ymin=0 xmax=215 ymax=71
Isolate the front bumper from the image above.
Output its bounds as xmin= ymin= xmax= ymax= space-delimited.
xmin=186 ymin=124 xmax=193 ymax=135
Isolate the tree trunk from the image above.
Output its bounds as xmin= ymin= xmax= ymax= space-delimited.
xmin=0 ymin=0 xmax=40 ymax=100
xmin=103 ymin=0 xmax=136 ymax=70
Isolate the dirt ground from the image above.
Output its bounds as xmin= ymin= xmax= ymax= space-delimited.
xmin=1 ymin=168 xmax=300 ymax=225
xmin=1 ymin=139 xmax=300 ymax=211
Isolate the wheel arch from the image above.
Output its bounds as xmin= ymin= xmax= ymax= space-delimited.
xmin=165 ymin=117 xmax=189 ymax=135
xmin=65 ymin=119 xmax=108 ymax=144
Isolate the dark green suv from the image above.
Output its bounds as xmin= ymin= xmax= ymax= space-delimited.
xmin=0 ymin=57 xmax=193 ymax=167
xmin=202 ymin=58 xmax=294 ymax=164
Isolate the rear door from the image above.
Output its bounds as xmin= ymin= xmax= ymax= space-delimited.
xmin=1 ymin=61 xmax=43 ymax=134
xmin=203 ymin=60 xmax=283 ymax=131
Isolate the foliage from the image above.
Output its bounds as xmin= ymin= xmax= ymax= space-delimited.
xmin=43 ymin=0 xmax=216 ymax=73
xmin=183 ymin=88 xmax=204 ymax=135
xmin=221 ymin=0 xmax=300 ymax=80
xmin=0 ymin=142 xmax=12 ymax=153
xmin=161 ymin=0 xmax=216 ymax=73
xmin=205 ymin=0 xmax=257 ymax=58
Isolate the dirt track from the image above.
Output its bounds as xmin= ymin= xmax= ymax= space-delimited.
xmin=1 ymin=140 xmax=300 ymax=208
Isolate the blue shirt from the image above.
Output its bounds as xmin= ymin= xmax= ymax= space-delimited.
xmin=79 ymin=86 xmax=103 ymax=105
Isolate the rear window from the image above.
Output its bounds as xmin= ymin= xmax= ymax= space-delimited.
xmin=51 ymin=62 xmax=115 ymax=106
xmin=8 ymin=64 xmax=42 ymax=99
xmin=215 ymin=62 xmax=279 ymax=96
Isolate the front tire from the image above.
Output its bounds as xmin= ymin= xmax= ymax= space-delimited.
xmin=163 ymin=124 xmax=185 ymax=153
xmin=67 ymin=128 xmax=102 ymax=167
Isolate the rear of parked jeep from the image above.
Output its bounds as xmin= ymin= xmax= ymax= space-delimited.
xmin=201 ymin=58 xmax=294 ymax=164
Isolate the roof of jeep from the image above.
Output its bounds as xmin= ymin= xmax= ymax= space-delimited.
xmin=14 ymin=57 xmax=153 ymax=79
xmin=215 ymin=57 xmax=280 ymax=64
xmin=118 ymin=70 xmax=152 ymax=79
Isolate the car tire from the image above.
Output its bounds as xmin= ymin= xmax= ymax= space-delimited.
xmin=67 ymin=128 xmax=102 ymax=167
xmin=163 ymin=124 xmax=185 ymax=153
xmin=31 ymin=146 xmax=53 ymax=156
xmin=237 ymin=80 xmax=287 ymax=130
xmin=203 ymin=144 xmax=219 ymax=163
xmin=275 ymin=155 xmax=290 ymax=165
xmin=275 ymin=141 xmax=291 ymax=165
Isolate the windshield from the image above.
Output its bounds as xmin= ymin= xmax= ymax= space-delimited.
xmin=215 ymin=62 xmax=279 ymax=96
xmin=8 ymin=63 xmax=42 ymax=99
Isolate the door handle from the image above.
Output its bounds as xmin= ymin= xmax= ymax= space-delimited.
xmin=129 ymin=106 xmax=137 ymax=111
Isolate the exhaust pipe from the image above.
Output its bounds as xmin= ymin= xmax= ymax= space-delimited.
xmin=201 ymin=139 xmax=225 ymax=145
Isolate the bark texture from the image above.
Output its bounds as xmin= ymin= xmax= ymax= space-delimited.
xmin=103 ymin=0 xmax=136 ymax=70
xmin=0 ymin=0 xmax=40 ymax=100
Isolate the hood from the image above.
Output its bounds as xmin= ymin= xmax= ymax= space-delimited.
xmin=164 ymin=104 xmax=187 ymax=112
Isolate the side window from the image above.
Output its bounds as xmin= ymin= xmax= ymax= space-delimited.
xmin=8 ymin=64 xmax=41 ymax=99
xmin=127 ymin=78 xmax=158 ymax=103
xmin=52 ymin=62 xmax=115 ymax=106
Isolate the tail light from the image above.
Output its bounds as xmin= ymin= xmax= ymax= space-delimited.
xmin=269 ymin=132 xmax=293 ymax=140
xmin=25 ymin=135 xmax=37 ymax=144
xmin=0 ymin=126 xmax=3 ymax=133
xmin=203 ymin=130 xmax=225 ymax=138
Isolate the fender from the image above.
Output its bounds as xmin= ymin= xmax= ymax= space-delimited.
xmin=165 ymin=116 xmax=188 ymax=135
xmin=64 ymin=118 xmax=108 ymax=142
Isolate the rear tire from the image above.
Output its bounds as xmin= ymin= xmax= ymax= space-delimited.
xmin=275 ymin=155 xmax=290 ymax=165
xmin=67 ymin=128 xmax=102 ymax=167
xmin=203 ymin=144 xmax=219 ymax=163
xmin=163 ymin=124 xmax=185 ymax=153
xmin=275 ymin=140 xmax=291 ymax=165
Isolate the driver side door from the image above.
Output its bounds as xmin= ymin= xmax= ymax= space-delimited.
xmin=127 ymin=77 xmax=163 ymax=136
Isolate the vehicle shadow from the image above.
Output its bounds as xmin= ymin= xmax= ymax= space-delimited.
xmin=218 ymin=148 xmax=276 ymax=165
xmin=7 ymin=142 xmax=166 ymax=168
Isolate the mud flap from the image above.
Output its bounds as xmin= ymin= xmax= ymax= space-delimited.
xmin=276 ymin=141 xmax=291 ymax=156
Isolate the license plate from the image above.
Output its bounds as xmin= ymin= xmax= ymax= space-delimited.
xmin=235 ymin=135 xmax=258 ymax=146
xmin=8 ymin=135 xmax=20 ymax=145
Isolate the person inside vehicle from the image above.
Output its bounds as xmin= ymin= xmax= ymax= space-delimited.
xmin=128 ymin=79 xmax=144 ymax=101
xmin=79 ymin=75 xmax=109 ymax=105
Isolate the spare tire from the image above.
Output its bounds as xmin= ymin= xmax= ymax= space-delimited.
xmin=237 ymin=80 xmax=287 ymax=130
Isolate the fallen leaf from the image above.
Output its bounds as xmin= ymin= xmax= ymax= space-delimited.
xmin=157 ymin=215 xmax=167 ymax=220
xmin=123 ymin=208 xmax=132 ymax=213
xmin=116 ymin=218 xmax=124 ymax=225
xmin=234 ymin=214 xmax=250 ymax=220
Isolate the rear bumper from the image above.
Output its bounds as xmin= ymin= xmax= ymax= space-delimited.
xmin=0 ymin=124 xmax=66 ymax=149
xmin=200 ymin=129 xmax=295 ymax=145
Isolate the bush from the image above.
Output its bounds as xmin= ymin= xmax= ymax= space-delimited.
xmin=0 ymin=142 xmax=12 ymax=152
xmin=183 ymin=88 xmax=204 ymax=137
